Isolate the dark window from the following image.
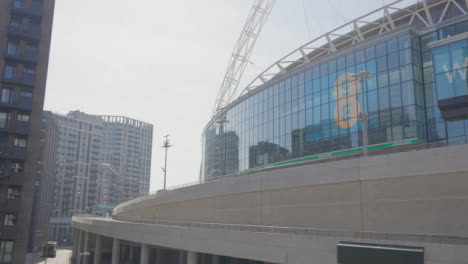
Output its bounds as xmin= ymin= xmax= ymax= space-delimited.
xmin=9 ymin=18 xmax=21 ymax=32
xmin=1 ymin=88 xmax=13 ymax=104
xmin=6 ymin=41 xmax=18 ymax=56
xmin=11 ymin=162 xmax=24 ymax=173
xmin=3 ymin=65 xmax=16 ymax=79
xmin=3 ymin=215 xmax=16 ymax=227
xmin=0 ymin=241 xmax=14 ymax=262
xmin=0 ymin=113 xmax=9 ymax=129
xmin=13 ymin=0 xmax=23 ymax=8
xmin=7 ymin=187 xmax=20 ymax=199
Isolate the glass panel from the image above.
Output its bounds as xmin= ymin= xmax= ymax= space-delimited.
xmin=377 ymin=56 xmax=388 ymax=72
xmin=401 ymin=81 xmax=415 ymax=106
xmin=388 ymin=52 xmax=399 ymax=69
xmin=449 ymin=40 xmax=468 ymax=70
xmin=365 ymin=46 xmax=376 ymax=60
xmin=398 ymin=34 xmax=411 ymax=50
xmin=435 ymin=72 xmax=454 ymax=99
xmin=0 ymin=113 xmax=8 ymax=128
xmin=378 ymin=72 xmax=389 ymax=87
xmin=376 ymin=42 xmax=387 ymax=57
xmin=399 ymin=49 xmax=411 ymax=65
xmin=387 ymin=37 xmax=399 ymax=53
xmin=356 ymin=50 xmax=365 ymax=64
xmin=1 ymin=89 xmax=13 ymax=104
xmin=390 ymin=84 xmax=402 ymax=108
xmin=433 ymin=46 xmax=451 ymax=74
xmin=389 ymin=68 xmax=400 ymax=85
xmin=378 ymin=87 xmax=390 ymax=110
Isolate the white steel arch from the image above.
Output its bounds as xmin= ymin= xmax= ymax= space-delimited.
xmin=239 ymin=0 xmax=468 ymax=97
xmin=213 ymin=0 xmax=276 ymax=116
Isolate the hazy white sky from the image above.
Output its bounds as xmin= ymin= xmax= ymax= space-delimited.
xmin=44 ymin=0 xmax=394 ymax=192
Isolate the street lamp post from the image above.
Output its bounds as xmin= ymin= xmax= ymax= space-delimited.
xmin=350 ymin=70 xmax=374 ymax=156
xmin=161 ymin=135 xmax=172 ymax=190
xmin=216 ymin=114 xmax=229 ymax=176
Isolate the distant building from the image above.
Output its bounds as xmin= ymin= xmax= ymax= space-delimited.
xmin=28 ymin=111 xmax=58 ymax=251
xmin=0 ymin=0 xmax=55 ymax=262
xmin=100 ymin=115 xmax=153 ymax=201
xmin=50 ymin=111 xmax=153 ymax=245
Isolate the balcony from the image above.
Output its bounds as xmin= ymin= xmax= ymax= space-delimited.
xmin=0 ymin=228 xmax=17 ymax=240
xmin=10 ymin=1 xmax=43 ymax=19
xmin=17 ymin=98 xmax=33 ymax=111
xmin=8 ymin=23 xmax=41 ymax=41
xmin=0 ymin=145 xmax=27 ymax=160
xmin=5 ymin=48 xmax=39 ymax=65
xmin=0 ymin=122 xmax=30 ymax=135
xmin=0 ymin=98 xmax=33 ymax=112
xmin=2 ymin=73 xmax=36 ymax=88
xmin=0 ymin=199 xmax=21 ymax=212
xmin=0 ymin=171 xmax=24 ymax=185
xmin=12 ymin=121 xmax=30 ymax=135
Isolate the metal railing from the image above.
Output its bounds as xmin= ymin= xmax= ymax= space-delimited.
xmin=10 ymin=1 xmax=43 ymax=18
xmin=5 ymin=48 xmax=39 ymax=64
xmin=8 ymin=23 xmax=41 ymax=40
xmin=2 ymin=73 xmax=36 ymax=87
xmin=73 ymin=215 xmax=468 ymax=246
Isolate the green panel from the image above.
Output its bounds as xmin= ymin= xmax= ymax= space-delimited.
xmin=229 ymin=139 xmax=419 ymax=177
xmin=337 ymin=243 xmax=424 ymax=264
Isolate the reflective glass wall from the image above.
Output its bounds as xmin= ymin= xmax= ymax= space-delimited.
xmin=203 ymin=32 xmax=426 ymax=180
xmin=422 ymin=21 xmax=468 ymax=144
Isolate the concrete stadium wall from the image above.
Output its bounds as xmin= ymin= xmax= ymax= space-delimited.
xmin=114 ymin=144 xmax=468 ymax=237
xmin=73 ymin=216 xmax=468 ymax=264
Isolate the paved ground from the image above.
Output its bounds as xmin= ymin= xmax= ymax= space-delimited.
xmin=36 ymin=249 xmax=72 ymax=264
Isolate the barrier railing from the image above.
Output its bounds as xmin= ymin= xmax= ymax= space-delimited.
xmin=72 ymin=215 xmax=468 ymax=245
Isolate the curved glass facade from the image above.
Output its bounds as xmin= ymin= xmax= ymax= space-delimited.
xmin=202 ymin=20 xmax=468 ymax=180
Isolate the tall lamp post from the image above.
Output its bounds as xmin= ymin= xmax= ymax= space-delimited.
xmin=216 ymin=113 xmax=229 ymax=176
xmin=350 ymin=70 xmax=373 ymax=156
xmin=161 ymin=135 xmax=172 ymax=190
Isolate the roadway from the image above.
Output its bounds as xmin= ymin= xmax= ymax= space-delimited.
xmin=37 ymin=249 xmax=72 ymax=264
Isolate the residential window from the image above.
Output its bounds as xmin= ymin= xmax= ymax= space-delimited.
xmin=14 ymin=137 xmax=27 ymax=147
xmin=20 ymin=90 xmax=32 ymax=98
xmin=3 ymin=215 xmax=16 ymax=227
xmin=13 ymin=0 xmax=24 ymax=8
xmin=0 ymin=241 xmax=14 ymax=262
xmin=0 ymin=113 xmax=9 ymax=129
xmin=6 ymin=41 xmax=18 ymax=56
xmin=26 ymin=42 xmax=38 ymax=52
xmin=7 ymin=188 xmax=20 ymax=200
xmin=3 ymin=65 xmax=16 ymax=79
xmin=8 ymin=18 xmax=21 ymax=32
xmin=1 ymin=88 xmax=13 ymax=104
xmin=23 ymin=66 xmax=35 ymax=76
xmin=17 ymin=114 xmax=29 ymax=122
xmin=10 ymin=162 xmax=23 ymax=173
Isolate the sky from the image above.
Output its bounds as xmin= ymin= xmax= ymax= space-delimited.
xmin=44 ymin=0 xmax=396 ymax=192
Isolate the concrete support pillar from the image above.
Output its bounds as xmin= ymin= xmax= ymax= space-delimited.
xmin=212 ymin=255 xmax=220 ymax=264
xmin=76 ymin=230 xmax=83 ymax=264
xmin=112 ymin=238 xmax=120 ymax=264
xmin=129 ymin=246 xmax=135 ymax=263
xmin=140 ymin=244 xmax=149 ymax=264
xmin=94 ymin=235 xmax=102 ymax=264
xmin=187 ymin=251 xmax=197 ymax=264
xmin=72 ymin=229 xmax=79 ymax=260
xmin=178 ymin=251 xmax=186 ymax=264
xmin=156 ymin=248 xmax=163 ymax=263
xmin=83 ymin=232 xmax=90 ymax=264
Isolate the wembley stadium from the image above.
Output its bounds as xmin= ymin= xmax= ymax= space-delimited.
xmin=72 ymin=0 xmax=468 ymax=263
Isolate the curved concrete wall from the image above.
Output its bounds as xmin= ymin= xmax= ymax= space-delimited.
xmin=115 ymin=145 xmax=468 ymax=236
